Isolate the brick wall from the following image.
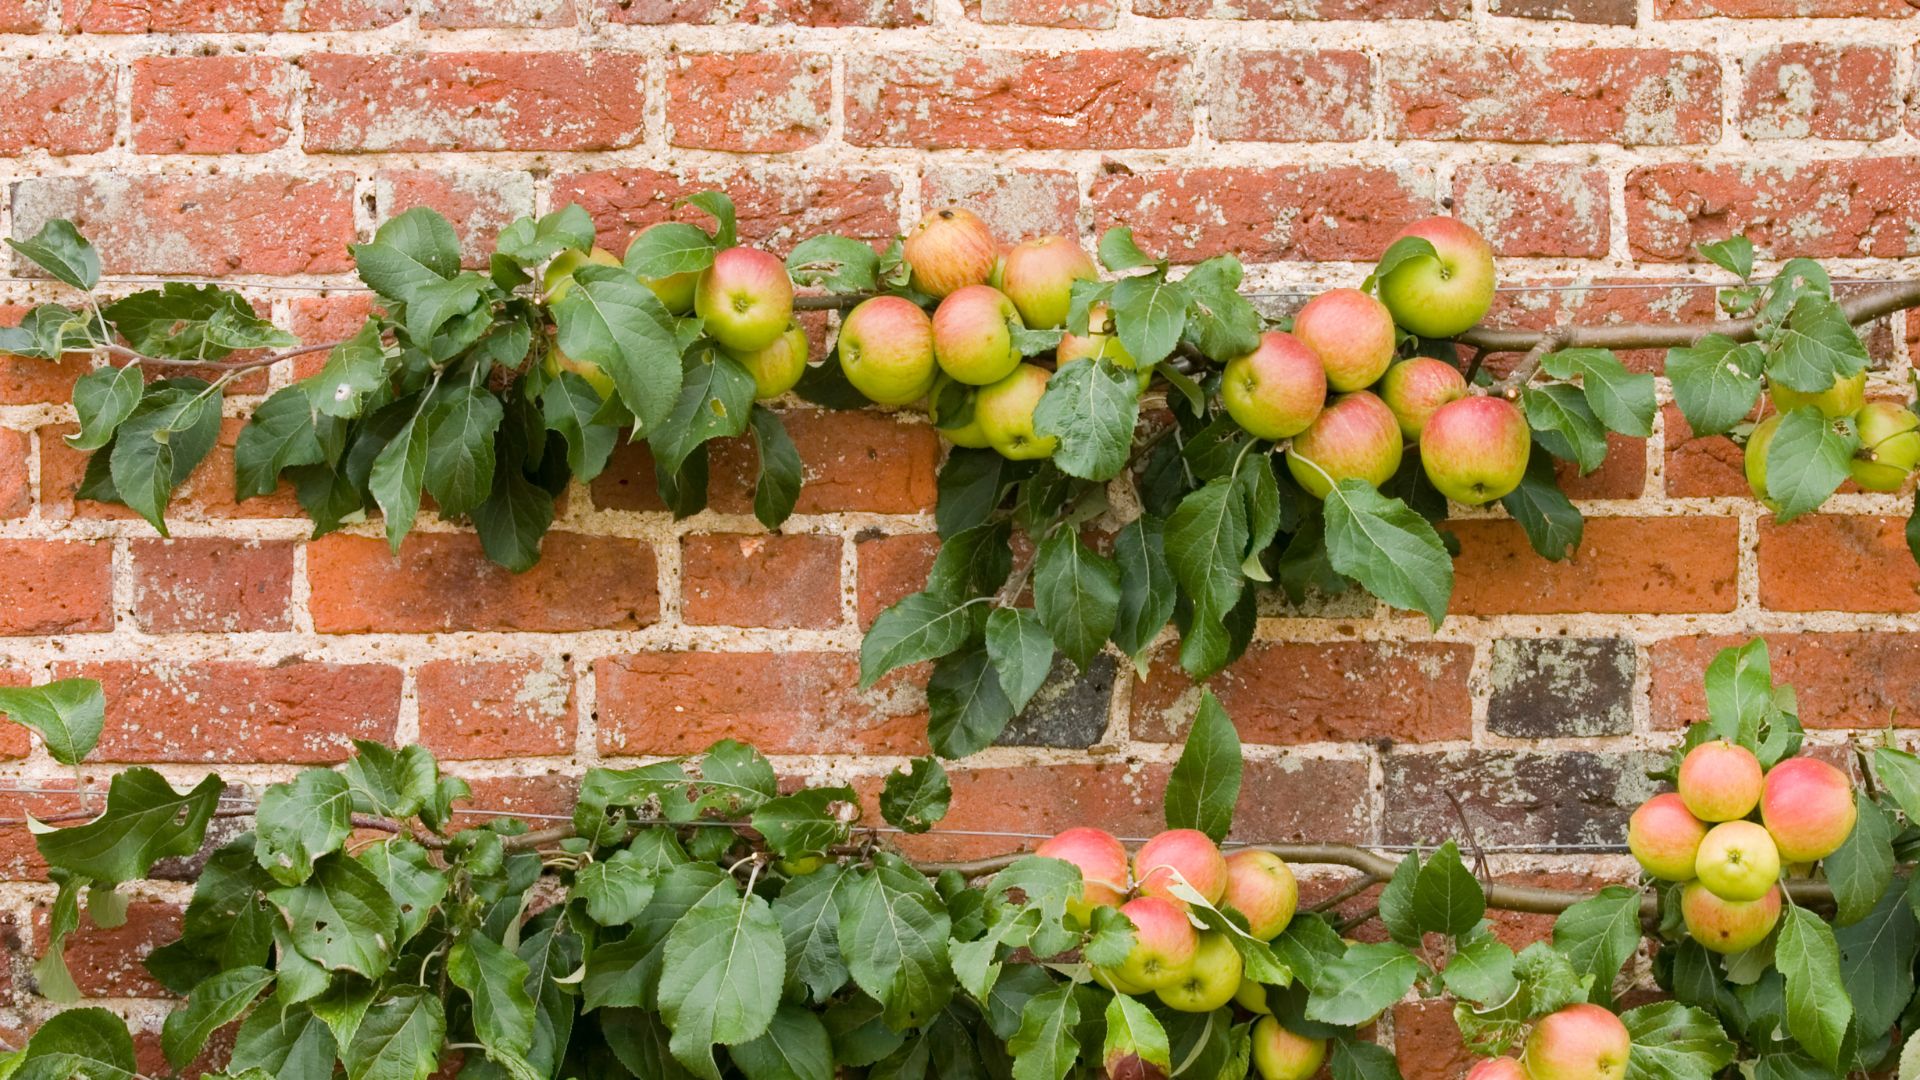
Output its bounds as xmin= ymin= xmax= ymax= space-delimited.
xmin=1 ymin=0 xmax=1919 ymax=1070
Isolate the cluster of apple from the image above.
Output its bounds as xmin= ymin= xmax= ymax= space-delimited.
xmin=1467 ymin=1004 xmax=1633 ymax=1080
xmin=1628 ymin=741 xmax=1858 ymax=954
xmin=1746 ymin=372 xmax=1920 ymax=503
xmin=1035 ymin=827 xmax=1326 ymax=1080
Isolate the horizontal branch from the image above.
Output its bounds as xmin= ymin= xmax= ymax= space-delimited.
xmin=102 ymin=338 xmax=346 ymax=371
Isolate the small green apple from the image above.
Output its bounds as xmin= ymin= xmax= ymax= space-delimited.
xmin=1251 ymin=1017 xmax=1326 ymax=1080
xmin=544 ymin=246 xmax=621 ymax=303
xmin=973 ymin=363 xmax=1058 ymax=461
xmin=1850 ymin=401 xmax=1920 ymax=491
xmin=1770 ymin=370 xmax=1865 ymax=419
xmin=1376 ymin=217 xmax=1497 ymax=339
xmin=1154 ymin=931 xmax=1242 ymax=1013
xmin=1694 ymin=820 xmax=1780 ymax=903
xmin=728 ymin=323 xmax=809 ymax=400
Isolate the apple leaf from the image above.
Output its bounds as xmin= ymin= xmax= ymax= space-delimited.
xmin=1330 ymin=1038 xmax=1402 ymax=1080
xmin=495 ymin=205 xmax=595 ymax=265
xmin=1031 ymin=530 xmax=1119 ymax=672
xmin=679 ymin=191 xmax=738 ymax=250
xmin=859 ymin=592 xmax=983 ymax=688
xmin=984 ymin=607 xmax=1054 ymax=714
xmin=67 ymin=365 xmax=144 ymax=453
xmin=879 ymin=757 xmax=951 ymax=835
xmin=1322 ymin=480 xmax=1453 ymax=629
xmin=1499 ymin=453 xmax=1583 ymax=561
xmin=1362 ymin=235 xmax=1438 ymax=293
xmin=785 ymin=235 xmax=877 ymax=293
xmin=1411 ymin=841 xmax=1484 ymax=939
xmin=8 ymin=217 xmax=101 ymax=291
xmin=1102 ymin=993 xmax=1171 ymax=1076
xmin=627 ymin=222 xmax=717 ymax=280
xmin=0 ymin=678 xmax=104 ymax=766
xmin=1032 ymin=356 xmax=1139 ymax=482
xmin=1542 ymin=348 xmax=1655 ymax=438
xmin=1111 ymin=515 xmax=1176 ymax=674
xmin=1763 ymin=407 xmax=1857 ymax=522
xmin=1767 ymin=295 xmax=1867 ymax=394
xmin=1163 ymin=690 xmax=1241 ymax=843
xmin=1109 ymin=274 xmax=1190 ymax=366
xmin=1823 ymin=798 xmax=1893 ymax=927
xmin=1522 ymin=383 xmax=1609 ymax=473
xmin=1776 ymin=906 xmax=1852 ymax=1072
xmin=1698 ymin=236 xmax=1755 ymax=281
xmin=1305 ymin=942 xmax=1423 ymax=1026
xmin=1666 ymin=335 xmax=1764 ymax=437
xmin=1623 ymin=1002 xmax=1736 ymax=1080
xmin=1551 ymin=885 xmax=1642 ymax=1005
xmin=554 ymin=265 xmax=686 ymax=436
xmin=926 ymin=645 xmax=1018 ymax=760
xmin=1096 ymin=227 xmax=1154 ymax=272
xmin=1008 ymin=983 xmax=1079 ymax=1080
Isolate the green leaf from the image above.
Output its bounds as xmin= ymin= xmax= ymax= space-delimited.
xmin=422 ymin=384 xmax=503 ymax=517
xmin=926 ymin=520 xmax=1013 ymax=601
xmin=1523 ymin=383 xmax=1609 ymax=473
xmin=1764 ymin=407 xmax=1857 ymax=522
xmin=628 ymin=221 xmax=719 ymax=279
xmin=839 ymin=861 xmax=954 ymax=1029
xmin=1776 ymin=905 xmax=1852 ymax=1072
xmin=0 ymin=678 xmax=103 ymax=765
xmin=230 ymin=1001 xmax=336 ymax=1080
xmin=860 ymin=591 xmax=983 ymax=688
xmin=448 ymin=931 xmax=537 ymax=1067
xmin=1097 ymin=227 xmax=1153 ymax=272
xmin=0 ymin=302 xmax=95 ymax=359
xmin=1825 ymin=797 xmax=1893 ymax=927
xmin=34 ymin=769 xmax=221 ymax=884
xmin=1412 ymin=841 xmax=1485 ymax=938
xmin=1363 ymin=235 xmax=1439 ymax=293
xmin=341 ymin=988 xmax=445 ymax=1080
xmin=162 ymin=966 xmax=274 ymax=1070
xmin=658 ymin=894 xmax=786 ymax=1078
xmin=1164 ymin=690 xmax=1242 ymax=842
xmin=1112 ymin=514 xmax=1176 ymax=673
xmin=1543 ymin=348 xmax=1656 ymax=438
xmin=1007 ymin=984 xmax=1079 ymax=1080
xmin=880 ymin=757 xmax=951 ymax=835
xmin=731 ymin=1003 xmax=835 ymax=1080
xmin=1102 ymin=993 xmax=1171 ymax=1075
xmin=1442 ymin=933 xmax=1517 ymax=1005
xmin=67 ymin=365 xmax=144 ymax=453
xmin=648 ymin=350 xmax=757 ymax=475
xmin=1876 ymin=746 xmax=1920 ymax=822
xmin=1330 ymin=1038 xmax=1403 ymax=1080
xmin=470 ymin=444 xmax=555 ymax=573
xmin=583 ymin=862 xmax=737 ymax=1012
xmin=1032 ymin=530 xmax=1120 ymax=671
xmin=495 ymin=205 xmax=595 ymax=264
xmin=1323 ymin=479 xmax=1453 ymax=629
xmin=358 ymin=841 xmax=445 ymax=946
xmin=748 ymin=406 xmax=802 ymax=530
xmin=541 ymin=371 xmax=616 ymax=482
xmin=1165 ymin=477 xmax=1250 ymax=670
xmin=1622 ymin=1001 xmax=1736 ymax=1080
xmin=1500 ymin=453 xmax=1583 ymax=561
xmin=8 ymin=218 xmax=100 ymax=290
xmin=110 ymin=379 xmax=223 ymax=536
xmin=1032 ymin=357 xmax=1140 ymax=482
xmin=307 ymin=319 xmax=395 ymax=419
xmin=1704 ymin=638 xmax=1773 ymax=746
xmin=1305 ymin=942 xmax=1423 ymax=1026
xmin=1837 ymin=877 xmax=1917 ymax=1040
xmin=9 ymin=1007 xmax=137 ymax=1080
xmin=369 ymin=402 xmax=429 ymax=552
xmin=752 ymin=785 xmax=857 ymax=860
xmin=554 ymin=266 xmax=685 ymax=434
xmin=1377 ymin=852 xmax=1422 ymax=949
xmin=935 ymin=449 xmax=1007 ymax=539
xmin=1769 ymin=295 xmax=1868 ymax=393
xmin=235 ymin=386 xmax=335 ymax=501
xmin=1110 ymin=275 xmax=1190 ymax=366
xmin=344 ymin=740 xmax=438 ymax=819
xmin=1552 ymin=885 xmax=1642 ymax=1004
xmin=573 ymin=848 xmax=658 ymax=925
xmin=680 ymin=191 xmax=738 ymax=249
xmin=254 ymin=769 xmax=353 ymax=886
xmin=1667 ymin=335 xmax=1765 ymax=437
xmin=269 ymin=852 xmax=401 ymax=978
xmin=773 ymin=864 xmax=852 ymax=1004
xmin=926 ymin=645 xmax=1017 ymax=759
xmin=985 ymin=607 xmax=1054 ymax=713
xmin=352 ymin=207 xmax=459 ymax=302
xmin=1698 ymin=236 xmax=1754 ymax=280
xmin=785 ymin=235 xmax=878 ymax=293
xmin=1181 ymin=255 xmax=1262 ymax=362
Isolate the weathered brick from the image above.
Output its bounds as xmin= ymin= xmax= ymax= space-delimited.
xmin=64 ymin=0 xmax=294 ymax=30
xmin=0 ymin=430 xmax=27 ymax=519
xmin=1487 ymin=637 xmax=1637 ymax=738
xmin=919 ymin=168 xmax=1082 ymax=241
xmin=1090 ymin=166 xmax=1436 ymax=263
xmin=304 ymin=53 xmax=649 ymax=153
xmin=1453 ymin=165 xmax=1610 ymax=258
xmin=1650 ymin=633 xmax=1920 ymax=729
xmin=131 ymin=56 xmax=293 ymax=154
xmin=1489 ymin=0 xmax=1634 ymax=21
xmin=1558 ymin=433 xmax=1648 ymax=500
xmin=1627 ymin=158 xmax=1920 ymax=261
xmin=845 ymin=50 xmax=1193 ymax=150
xmin=1758 ymin=515 xmax=1920 ymax=613
xmin=666 ymin=53 xmax=832 ymax=152
xmin=33 ymin=901 xmax=179 ymax=998
xmin=551 ymin=168 xmax=901 ymax=256
xmin=1384 ymin=749 xmax=1665 ymax=846
xmin=40 ymin=418 xmax=304 ymax=521
xmin=1450 ymin=518 xmax=1740 ymax=615
xmin=0 ymin=310 xmax=91 ymax=403
xmin=1136 ymin=0 xmax=1460 ymax=17
xmin=682 ymin=533 xmax=845 ymax=629
xmin=375 ymin=170 xmax=535 ymax=269
xmin=0 ymin=669 xmax=33 ymax=759
xmin=1481 ymin=280 xmax=1719 ymax=375
xmin=130 ymin=538 xmax=294 ymax=633
xmin=290 ymin=294 xmax=384 ymax=377
xmin=997 ymin=655 xmax=1117 ymax=748
xmin=0 ymin=784 xmax=81 ymax=879
xmin=1662 ymin=403 xmax=1753 ymax=497
xmin=971 ymin=0 xmax=1116 ymax=28
xmin=1659 ymin=0 xmax=1908 ymax=15
xmin=1383 ymin=48 xmax=1719 ymax=145
xmin=416 ymin=658 xmax=576 ymax=759
xmin=0 ymin=540 xmax=112 ymax=635
xmin=308 ymin=533 xmax=659 ymax=633
xmin=300 ymin=0 xmax=407 ymax=26
xmin=1395 ymin=1001 xmax=1477 ymax=1080
xmin=421 ymin=0 xmax=574 ymax=25
xmin=855 ymin=531 xmax=940 ymax=628
xmin=1210 ymin=50 xmax=1372 ymax=143
xmin=593 ymin=0 xmax=928 ymax=24
xmin=0 ymin=59 xmax=115 ymax=154
xmin=1741 ymin=44 xmax=1900 ymax=141
xmin=0 ymin=0 xmax=49 ymax=30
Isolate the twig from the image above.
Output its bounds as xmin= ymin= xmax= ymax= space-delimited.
xmin=101 ymin=337 xmax=349 ymax=371
xmin=1493 ymin=325 xmax=1567 ymax=398
xmin=1306 ymin=872 xmax=1380 ymax=914
xmin=1447 ymin=790 xmax=1492 ymax=881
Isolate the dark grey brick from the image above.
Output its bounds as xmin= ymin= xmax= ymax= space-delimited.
xmin=1382 ymin=750 xmax=1664 ymax=848
xmin=996 ymin=654 xmax=1116 ymax=749
xmin=1487 ymin=637 xmax=1637 ymax=739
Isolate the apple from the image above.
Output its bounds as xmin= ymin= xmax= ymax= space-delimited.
xmin=1093 ymin=963 xmax=1154 ymax=997
xmin=1286 ymin=391 xmax=1404 ymax=499
xmin=974 ymin=363 xmax=1058 ymax=461
xmin=695 ymin=246 xmax=794 ymax=354
xmin=1250 ymin=1018 xmax=1326 ymax=1080
xmin=1694 ymin=820 xmax=1781 ymax=902
xmin=544 ymin=246 xmax=621 ymax=303
xmin=1466 ymin=1058 xmax=1528 ymax=1080
xmin=838 ymin=296 xmax=936 ymax=406
xmin=1850 ymin=401 xmax=1920 ymax=491
xmin=1676 ymin=740 xmax=1763 ymax=823
xmin=1035 ymin=826 xmax=1130 ymax=920
xmin=1419 ymin=395 xmax=1529 ymax=505
xmin=1155 ymin=931 xmax=1243 ymax=1013
xmin=1234 ymin=976 xmax=1272 ymax=1014
xmin=1379 ymin=357 xmax=1467 ymax=440
xmin=1222 ymin=332 xmax=1327 ymax=440
xmin=1627 ymin=793 xmax=1707 ymax=882
xmin=628 ymin=223 xmax=698 ymax=313
xmin=1681 ymin=881 xmax=1782 ymax=954
xmin=929 ymin=385 xmax=993 ymax=449
xmin=727 ymin=323 xmax=809 ymax=400
xmin=1770 ymin=370 xmax=1865 ymax=419
xmin=1522 ymin=1003 xmax=1631 ymax=1080
xmin=1744 ymin=413 xmax=1783 ymax=512
xmin=932 ymin=285 xmax=1023 ymax=386
xmin=1376 ymin=217 xmax=1497 ymax=340
xmin=1760 ymin=756 xmax=1858 ymax=862
xmin=1222 ymin=849 xmax=1298 ymax=940
xmin=1134 ymin=829 xmax=1229 ymax=907
xmin=1057 ymin=302 xmax=1136 ymax=369
xmin=1113 ymin=896 xmax=1200 ymax=991
xmin=1292 ymin=288 xmax=1398 ymax=392
xmin=903 ymin=207 xmax=997 ymax=298
xmin=1000 ymin=235 xmax=1097 ymax=329
xmin=778 ymin=855 xmax=825 ymax=876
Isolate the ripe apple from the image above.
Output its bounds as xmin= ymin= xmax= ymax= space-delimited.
xmin=1155 ymin=931 xmax=1243 ymax=1012
xmin=1770 ymin=370 xmax=1866 ymax=419
xmin=1694 ymin=820 xmax=1781 ymax=902
xmin=932 ymin=285 xmax=1023 ymax=386
xmin=1850 ymin=401 xmax=1920 ymax=491
xmin=628 ymin=223 xmax=698 ymax=313
xmin=974 ymin=363 xmax=1058 ymax=461
xmin=1522 ymin=1003 xmax=1631 ymax=1080
xmin=1419 ymin=395 xmax=1529 ymax=505
xmin=1222 ymin=849 xmax=1297 ymax=940
xmin=544 ymin=246 xmax=621 ymax=303
xmin=1093 ymin=962 xmax=1154 ymax=997
xmin=1057 ymin=302 xmax=1136 ymax=368
xmin=1376 ymin=217 xmax=1497 ymax=340
xmin=1379 ymin=356 xmax=1467 ymax=440
xmin=1286 ymin=391 xmax=1404 ymax=499
xmin=1134 ymin=829 xmax=1229 ymax=907
xmin=1035 ymin=826 xmax=1131 ymax=921
xmin=1113 ymin=896 xmax=1201 ymax=991
xmin=838 ymin=296 xmax=936 ymax=406
xmin=1234 ymin=976 xmax=1272 ymax=1014
xmin=1681 ymin=881 xmax=1782 ymax=954
xmin=1627 ymin=793 xmax=1707 ymax=882
xmin=727 ymin=323 xmax=809 ymax=400
xmin=1292 ymin=287 xmax=1398 ymax=392
xmin=1676 ymin=740 xmax=1764 ymax=823
xmin=1000 ymin=235 xmax=1097 ymax=329
xmin=695 ymin=246 xmax=794 ymax=354
xmin=1250 ymin=1018 xmax=1326 ymax=1080
xmin=1466 ymin=1058 xmax=1528 ymax=1080
xmin=1760 ymin=756 xmax=1858 ymax=862
xmin=1222 ymin=332 xmax=1327 ymax=440
xmin=903 ymin=208 xmax=997 ymax=298
xmin=1744 ymin=413 xmax=1783 ymax=512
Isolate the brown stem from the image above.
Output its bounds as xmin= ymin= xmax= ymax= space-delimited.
xmin=103 ymin=337 xmax=350 ymax=372
xmin=1493 ymin=326 xmax=1567 ymax=398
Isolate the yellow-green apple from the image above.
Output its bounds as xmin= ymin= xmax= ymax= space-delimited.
xmin=1222 ymin=331 xmax=1327 ymax=440
xmin=932 ymin=285 xmax=1023 ymax=386
xmin=1000 ymin=235 xmax=1097 ymax=329
xmin=1770 ymin=370 xmax=1865 ymax=419
xmin=1234 ymin=976 xmax=1272 ymax=1014
xmin=1744 ymin=413 xmax=1783 ymax=511
xmin=1677 ymin=740 xmax=1764 ymax=823
xmin=1251 ymin=1018 xmax=1326 ymax=1080
xmin=1419 ymin=395 xmax=1529 ymax=505
xmin=1681 ymin=881 xmax=1781 ymax=954
xmin=628 ymin=223 xmax=699 ymax=313
xmin=1292 ymin=287 xmax=1397 ymax=392
xmin=1222 ymin=849 xmax=1298 ymax=940
xmin=1523 ymin=1003 xmax=1631 ymax=1080
xmin=929 ymin=386 xmax=992 ymax=449
xmin=1761 ymin=757 xmax=1858 ymax=862
xmin=1113 ymin=895 xmax=1200 ymax=991
xmin=1286 ymin=391 xmax=1404 ymax=499
xmin=1379 ymin=357 xmax=1468 ymax=440
xmin=1694 ymin=820 xmax=1781 ymax=902
xmin=1035 ymin=826 xmax=1130 ymax=921
xmin=1466 ymin=1058 xmax=1528 ymax=1080
xmin=696 ymin=246 xmax=794 ymax=353
xmin=1156 ymin=931 xmax=1243 ymax=1013
xmin=1057 ymin=302 xmax=1136 ymax=368
xmin=1627 ymin=793 xmax=1707 ymax=882
xmin=1092 ymin=963 xmax=1154 ymax=997
xmin=727 ymin=323 xmax=809 ymax=400
xmin=544 ymin=246 xmax=622 ymax=303
xmin=1377 ymin=217 xmax=1496 ymax=340
xmin=1850 ymin=401 xmax=1920 ymax=491
xmin=1134 ymin=829 xmax=1229 ymax=907
xmin=974 ymin=363 xmax=1058 ymax=460
xmin=903 ymin=208 xmax=997 ymax=298
xmin=838 ymin=296 xmax=936 ymax=406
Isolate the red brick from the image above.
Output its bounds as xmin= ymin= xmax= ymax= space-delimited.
xmin=594 ymin=0 xmax=927 ymax=25
xmin=1450 ymin=517 xmax=1740 ymax=615
xmin=0 ymin=344 xmax=90 ymax=407
xmin=1758 ymin=515 xmax=1920 ymax=613
xmin=304 ymin=52 xmax=649 ymax=153
xmin=375 ymin=169 xmax=535 ymax=269
xmin=845 ymin=50 xmax=1193 ymax=151
xmin=1136 ymin=0 xmax=1458 ymax=16
xmin=1384 ymin=48 xmax=1719 ymax=145
xmin=1133 ymin=641 xmax=1474 ymax=744
xmin=290 ymin=294 xmax=384 ymax=377
xmin=595 ymin=651 xmax=927 ymax=756
xmin=970 ymin=0 xmax=1115 ymax=27
xmin=421 ymin=0 xmax=574 ymax=24
xmin=1663 ymin=403 xmax=1754 ymax=496
xmin=682 ymin=533 xmax=844 ymax=629
xmin=919 ymin=168 xmax=1081 ymax=241
xmin=0 ymin=540 xmax=112 ymax=635
xmin=855 ymin=531 xmax=940 ymax=629
xmin=416 ymin=658 xmax=576 ymax=759
xmin=63 ymin=0 xmax=294 ymax=30
xmin=300 ymin=0 xmax=406 ymax=26
xmin=0 ymin=0 xmax=48 ymax=30
xmin=131 ymin=56 xmax=293 ymax=154
xmin=308 ymin=532 xmax=658 ymax=633
xmin=1210 ymin=50 xmax=1372 ymax=143
xmin=1627 ymin=158 xmax=1920 ymax=262
xmin=0 ymin=668 xmax=32 ymax=759
xmin=667 ymin=53 xmax=831 ymax=152
xmin=1480 ymin=281 xmax=1719 ymax=375
xmin=39 ymin=418 xmax=304 ymax=522
xmin=1659 ymin=0 xmax=1907 ymax=14
xmin=33 ymin=901 xmax=179 ymax=998
xmin=1739 ymin=45 xmax=1900 ymax=141
xmin=13 ymin=173 xmax=354 ymax=275
xmin=452 ymin=774 xmax=581 ymax=827
xmin=1650 ymin=633 xmax=1920 ymax=729
xmin=1490 ymin=0 xmax=1634 ymax=20
xmin=1395 ymin=1001 xmax=1474 ymax=1080
xmin=0 ymin=59 xmax=114 ymax=155
xmin=0 ymin=430 xmax=27 ymax=519
xmin=0 ymin=783 xmax=83 ymax=880
xmin=134 ymin=1026 xmax=233 ymax=1079
xmin=1557 ymin=433 xmax=1647 ymax=500
xmin=1453 ymin=165 xmax=1610 ymax=258
xmin=551 ymin=168 xmax=900 ymax=257
xmin=1090 ymin=166 xmax=1436 ymax=263
xmin=129 ymin=539 xmax=294 ymax=633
